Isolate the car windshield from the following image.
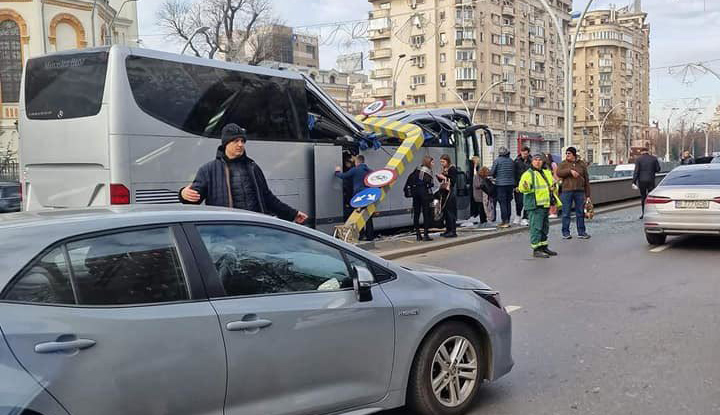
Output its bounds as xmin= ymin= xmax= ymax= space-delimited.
xmin=662 ymin=169 xmax=720 ymax=186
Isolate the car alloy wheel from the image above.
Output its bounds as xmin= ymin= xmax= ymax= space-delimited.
xmin=430 ymin=336 xmax=479 ymax=407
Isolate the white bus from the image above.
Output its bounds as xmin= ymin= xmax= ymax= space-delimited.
xmin=20 ymin=46 xmax=492 ymax=233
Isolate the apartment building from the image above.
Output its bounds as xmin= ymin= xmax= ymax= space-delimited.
xmin=367 ymin=0 xmax=572 ymax=160
xmin=570 ymin=2 xmax=650 ymax=164
xmin=242 ymin=25 xmax=319 ymax=68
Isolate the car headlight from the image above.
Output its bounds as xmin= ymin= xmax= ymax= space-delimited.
xmin=474 ymin=290 xmax=502 ymax=309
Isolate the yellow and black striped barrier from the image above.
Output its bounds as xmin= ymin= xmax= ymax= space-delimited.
xmin=334 ymin=115 xmax=425 ymax=243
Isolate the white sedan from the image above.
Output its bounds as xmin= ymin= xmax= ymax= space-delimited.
xmin=644 ymin=164 xmax=720 ymax=245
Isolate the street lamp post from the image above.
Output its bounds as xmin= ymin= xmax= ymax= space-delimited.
xmin=665 ymin=107 xmax=679 ymax=162
xmin=537 ymin=0 xmax=595 ymax=150
xmin=106 ymin=0 xmax=138 ymax=46
xmin=181 ymin=26 xmax=211 ymax=55
xmin=470 ymin=79 xmax=506 ymax=124
xmin=391 ymin=54 xmax=408 ymax=109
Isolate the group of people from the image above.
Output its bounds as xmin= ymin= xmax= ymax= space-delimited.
xmin=178 ymin=122 xmax=596 ymax=259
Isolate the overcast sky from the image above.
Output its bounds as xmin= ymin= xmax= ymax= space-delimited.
xmin=137 ymin=0 xmax=720 ymax=125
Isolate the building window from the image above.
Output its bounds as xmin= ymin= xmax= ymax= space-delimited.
xmin=492 ymin=54 xmax=502 ymax=65
xmin=380 ymin=2 xmax=391 ymax=9
xmin=411 ymin=54 xmax=426 ymax=67
xmin=306 ymin=45 xmax=316 ymax=58
xmin=411 ymin=74 xmax=426 ymax=85
xmin=492 ymin=73 xmax=502 ymax=83
xmin=329 ymin=75 xmax=336 ymax=84
xmin=456 ymin=50 xmax=475 ymax=61
xmin=412 ymin=95 xmax=426 ymax=105
xmin=411 ymin=35 xmax=425 ymax=47
xmin=456 ymin=67 xmax=477 ymax=80
xmin=440 ymin=73 xmax=447 ymax=84
xmin=0 ymin=19 xmax=23 ymax=103
xmin=461 ymin=91 xmax=475 ymax=100
xmin=440 ymin=53 xmax=447 ymax=62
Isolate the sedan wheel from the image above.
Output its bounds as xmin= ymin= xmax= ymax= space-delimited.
xmin=431 ymin=336 xmax=479 ymax=407
xmin=408 ymin=322 xmax=485 ymax=415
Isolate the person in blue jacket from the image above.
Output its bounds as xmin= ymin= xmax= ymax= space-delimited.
xmin=335 ymin=155 xmax=375 ymax=241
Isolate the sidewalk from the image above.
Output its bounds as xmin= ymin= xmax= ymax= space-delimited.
xmin=358 ymin=200 xmax=640 ymax=260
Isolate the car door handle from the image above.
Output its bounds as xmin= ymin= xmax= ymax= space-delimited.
xmin=226 ymin=320 xmax=272 ymax=331
xmin=35 ymin=339 xmax=96 ymax=354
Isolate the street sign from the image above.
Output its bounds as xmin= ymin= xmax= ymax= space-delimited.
xmin=364 ymin=168 xmax=399 ymax=188
xmin=350 ymin=188 xmax=383 ymax=208
xmin=362 ymin=100 xmax=386 ymax=116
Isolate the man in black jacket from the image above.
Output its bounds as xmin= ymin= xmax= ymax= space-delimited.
xmin=179 ymin=124 xmax=308 ymax=224
xmin=633 ymin=147 xmax=661 ymax=220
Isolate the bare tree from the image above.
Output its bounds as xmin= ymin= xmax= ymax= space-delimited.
xmin=157 ymin=0 xmax=283 ymax=64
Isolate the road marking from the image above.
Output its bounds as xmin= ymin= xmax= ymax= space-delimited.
xmin=649 ymin=244 xmax=672 ymax=253
xmin=505 ymin=305 xmax=523 ymax=314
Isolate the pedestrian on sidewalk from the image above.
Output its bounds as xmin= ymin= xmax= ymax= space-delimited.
xmin=557 ymin=147 xmax=592 ymax=240
xmin=437 ymin=154 xmax=459 ymax=238
xmin=471 ymin=157 xmax=488 ymax=227
xmin=405 ymin=156 xmax=435 ymax=241
xmin=179 ymin=123 xmax=308 ymax=224
xmin=476 ymin=166 xmax=497 ymax=224
xmin=491 ymin=147 xmax=516 ymax=228
xmin=335 ymin=154 xmax=375 ymax=241
xmin=544 ymin=153 xmax=560 ymax=218
xmin=518 ymin=153 xmax=561 ymax=258
xmin=514 ymin=146 xmax=532 ymax=226
xmin=633 ymin=147 xmax=661 ymax=220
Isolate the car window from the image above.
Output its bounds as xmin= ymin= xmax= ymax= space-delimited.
xmin=66 ymin=228 xmax=189 ymax=306
xmin=662 ymin=169 xmax=720 ymax=186
xmin=197 ymin=225 xmax=353 ymax=297
xmin=4 ymin=247 xmax=75 ymax=305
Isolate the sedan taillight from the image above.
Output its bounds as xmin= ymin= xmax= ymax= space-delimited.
xmin=646 ymin=196 xmax=672 ymax=204
xmin=713 ymin=197 xmax=720 ymax=204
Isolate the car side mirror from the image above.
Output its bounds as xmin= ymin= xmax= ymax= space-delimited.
xmin=352 ymin=265 xmax=374 ymax=303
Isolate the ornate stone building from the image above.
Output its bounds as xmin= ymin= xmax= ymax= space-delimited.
xmin=0 ymin=0 xmax=139 ymax=164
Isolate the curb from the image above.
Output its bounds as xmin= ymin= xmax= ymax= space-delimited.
xmin=369 ymin=199 xmax=641 ymax=260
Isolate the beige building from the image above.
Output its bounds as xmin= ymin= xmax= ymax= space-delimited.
xmin=246 ymin=25 xmax=319 ymax=68
xmin=0 ymin=0 xmax=139 ymax=165
xmin=367 ymin=0 xmax=572 ymax=162
xmin=570 ymin=3 xmax=650 ymax=165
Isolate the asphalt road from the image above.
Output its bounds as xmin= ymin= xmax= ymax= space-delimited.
xmin=384 ymin=206 xmax=720 ymax=415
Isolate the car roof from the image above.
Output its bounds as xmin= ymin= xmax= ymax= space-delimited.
xmin=0 ymin=205 xmax=389 ymax=289
xmin=670 ymin=163 xmax=720 ymax=172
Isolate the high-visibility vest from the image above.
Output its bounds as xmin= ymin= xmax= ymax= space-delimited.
xmin=518 ymin=168 xmax=560 ymax=209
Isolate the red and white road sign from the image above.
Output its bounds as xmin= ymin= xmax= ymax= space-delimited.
xmin=364 ymin=168 xmax=399 ymax=188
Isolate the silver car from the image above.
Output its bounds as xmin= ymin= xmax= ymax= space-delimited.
xmin=0 ymin=206 xmax=512 ymax=415
xmin=644 ymin=164 xmax=720 ymax=245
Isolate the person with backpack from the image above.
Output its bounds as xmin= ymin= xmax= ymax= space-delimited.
xmin=404 ymin=156 xmax=436 ymax=241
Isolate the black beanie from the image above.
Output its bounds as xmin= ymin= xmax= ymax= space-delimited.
xmin=566 ymin=147 xmax=578 ymax=157
xmin=221 ymin=124 xmax=247 ymax=147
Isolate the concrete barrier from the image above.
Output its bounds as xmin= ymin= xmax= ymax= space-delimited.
xmin=588 ymin=174 xmax=666 ymax=205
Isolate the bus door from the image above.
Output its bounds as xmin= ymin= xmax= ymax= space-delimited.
xmin=313 ymin=144 xmax=345 ymax=234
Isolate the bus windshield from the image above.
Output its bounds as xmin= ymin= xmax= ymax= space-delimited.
xmin=24 ymin=51 xmax=109 ymax=120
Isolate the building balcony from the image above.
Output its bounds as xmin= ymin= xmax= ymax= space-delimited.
xmin=531 ymin=89 xmax=546 ymax=98
xmin=530 ymin=70 xmax=546 ymax=79
xmin=531 ymin=54 xmax=546 ymax=62
xmin=455 ymin=0 xmax=477 ymax=6
xmin=371 ymin=68 xmax=393 ymax=79
xmin=503 ymin=83 xmax=516 ymax=93
xmin=369 ymin=28 xmax=391 ymax=40
xmin=456 ymin=60 xmax=476 ymax=68
xmin=455 ymin=38 xmax=477 ymax=48
xmin=369 ymin=9 xmax=390 ymax=19
xmin=599 ymin=80 xmax=612 ymax=87
xmin=456 ymin=79 xmax=478 ymax=89
xmin=599 ymin=65 xmax=613 ymax=73
xmin=502 ymin=6 xmax=515 ymax=16
xmin=2 ymin=104 xmax=19 ymax=119
xmin=501 ymin=25 xmax=515 ymax=35
xmin=373 ymin=87 xmax=393 ymax=98
xmin=599 ymin=106 xmax=613 ymax=113
xmin=368 ymin=48 xmax=392 ymax=60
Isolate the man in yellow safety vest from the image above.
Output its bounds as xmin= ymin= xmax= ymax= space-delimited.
xmin=518 ymin=154 xmax=563 ymax=258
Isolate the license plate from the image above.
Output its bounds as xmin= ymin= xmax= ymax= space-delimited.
xmin=675 ymin=200 xmax=710 ymax=209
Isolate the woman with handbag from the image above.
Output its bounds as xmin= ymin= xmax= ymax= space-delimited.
xmin=476 ymin=166 xmax=497 ymax=225
xmin=469 ymin=157 xmax=488 ymax=226
xmin=437 ymin=154 xmax=459 ymax=238
xmin=404 ymin=156 xmax=435 ymax=241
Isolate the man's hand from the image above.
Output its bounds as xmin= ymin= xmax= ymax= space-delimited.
xmin=335 ymin=166 xmax=342 ymax=173
xmin=294 ymin=211 xmax=309 ymax=224
xmin=570 ymin=170 xmax=580 ymax=178
xmin=181 ymin=185 xmax=201 ymax=203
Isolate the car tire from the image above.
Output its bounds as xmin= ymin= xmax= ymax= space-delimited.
xmin=407 ymin=321 xmax=485 ymax=415
xmin=645 ymin=232 xmax=666 ymax=246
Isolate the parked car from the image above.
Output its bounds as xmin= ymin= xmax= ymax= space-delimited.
xmin=612 ymin=164 xmax=636 ymax=178
xmin=643 ymin=164 xmax=720 ymax=245
xmin=712 ymin=156 xmax=720 ymax=164
xmin=0 ymin=206 xmax=513 ymax=415
xmin=0 ymin=182 xmax=21 ymax=213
